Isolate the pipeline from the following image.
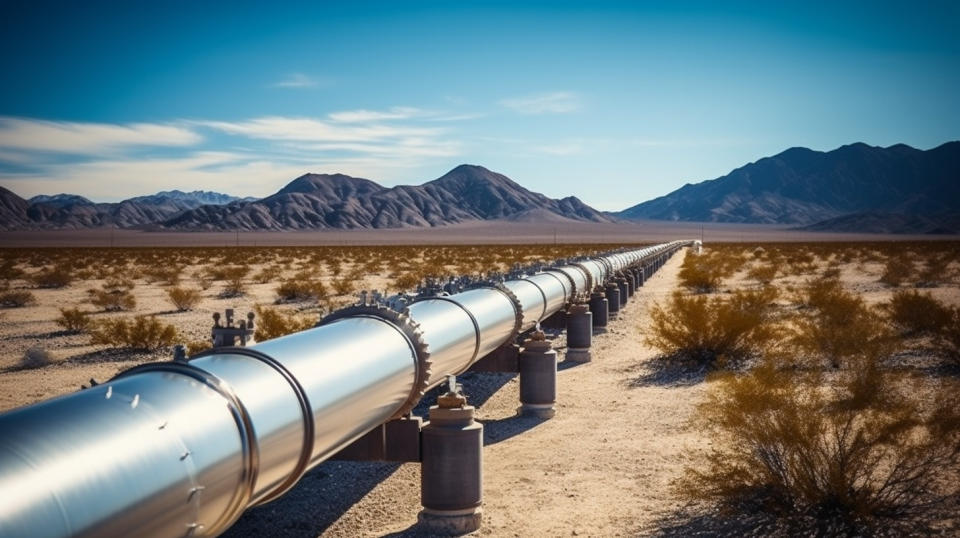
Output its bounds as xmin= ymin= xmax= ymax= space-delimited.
xmin=0 ymin=240 xmax=693 ymax=537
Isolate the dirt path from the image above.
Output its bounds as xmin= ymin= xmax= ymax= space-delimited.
xmin=312 ymin=248 xmax=704 ymax=537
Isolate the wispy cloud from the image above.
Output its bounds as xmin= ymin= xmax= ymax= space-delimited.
xmin=499 ymin=92 xmax=580 ymax=115
xmin=0 ymin=117 xmax=201 ymax=155
xmin=0 ymin=104 xmax=484 ymax=199
xmin=328 ymin=107 xmax=425 ymax=123
xmin=272 ymin=73 xmax=324 ymax=88
xmin=535 ymin=142 xmax=584 ymax=156
xmin=198 ymin=116 xmax=444 ymax=143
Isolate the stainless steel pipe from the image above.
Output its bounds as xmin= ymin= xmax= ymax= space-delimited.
xmin=0 ymin=240 xmax=692 ymax=538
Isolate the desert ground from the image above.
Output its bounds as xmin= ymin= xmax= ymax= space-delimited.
xmin=2 ymin=220 xmax=958 ymax=248
xmin=1 ymin=238 xmax=959 ymax=536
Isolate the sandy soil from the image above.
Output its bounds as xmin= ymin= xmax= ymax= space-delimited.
xmin=3 ymin=220 xmax=957 ymax=248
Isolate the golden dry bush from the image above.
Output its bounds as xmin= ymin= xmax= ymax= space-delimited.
xmin=644 ymin=287 xmax=780 ymax=367
xmin=745 ymin=263 xmax=777 ymax=285
xmin=885 ymin=290 xmax=952 ymax=337
xmin=56 ymin=307 xmax=92 ymax=333
xmin=679 ymin=358 xmax=960 ymax=534
xmin=253 ymin=305 xmax=315 ymax=341
xmin=30 ymin=266 xmax=73 ymax=288
xmin=331 ymin=276 xmax=355 ymax=296
xmin=275 ymin=276 xmax=326 ymax=303
xmin=185 ymin=339 xmax=212 ymax=356
xmin=90 ymin=316 xmax=178 ymax=350
xmin=879 ymin=256 xmax=913 ymax=287
xmin=678 ymin=254 xmax=723 ymax=293
xmin=167 ymin=287 xmax=203 ymax=311
xmin=88 ymin=288 xmax=136 ymax=312
xmin=0 ymin=290 xmax=36 ymax=307
xmin=788 ymin=279 xmax=892 ymax=369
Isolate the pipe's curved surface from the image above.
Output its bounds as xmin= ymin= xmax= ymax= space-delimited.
xmin=0 ymin=240 xmax=692 ymax=537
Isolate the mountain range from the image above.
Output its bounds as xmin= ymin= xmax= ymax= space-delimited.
xmin=615 ymin=141 xmax=960 ymax=233
xmin=2 ymin=143 xmax=957 ymax=234
xmin=0 ymin=165 xmax=612 ymax=231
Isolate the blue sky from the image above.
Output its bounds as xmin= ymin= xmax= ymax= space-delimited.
xmin=0 ymin=1 xmax=957 ymax=210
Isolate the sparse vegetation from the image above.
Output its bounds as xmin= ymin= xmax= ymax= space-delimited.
xmin=885 ymin=290 xmax=952 ymax=337
xmin=166 ymin=287 xmax=203 ymax=311
xmin=20 ymin=347 xmax=54 ymax=369
xmin=680 ymin=357 xmax=960 ymax=535
xmin=90 ymin=316 xmax=179 ymax=350
xmin=0 ymin=290 xmax=36 ymax=307
xmin=30 ymin=266 xmax=72 ymax=288
xmin=254 ymin=305 xmax=315 ymax=341
xmin=644 ymin=288 xmax=779 ymax=367
xmin=56 ymin=307 xmax=93 ymax=333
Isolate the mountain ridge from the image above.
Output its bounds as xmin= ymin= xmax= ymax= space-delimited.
xmin=615 ymin=141 xmax=960 ymax=227
xmin=0 ymin=165 xmax=613 ymax=231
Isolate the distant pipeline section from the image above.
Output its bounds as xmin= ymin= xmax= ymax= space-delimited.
xmin=0 ymin=240 xmax=695 ymax=537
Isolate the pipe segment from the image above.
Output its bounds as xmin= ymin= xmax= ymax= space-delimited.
xmin=0 ymin=240 xmax=692 ymax=538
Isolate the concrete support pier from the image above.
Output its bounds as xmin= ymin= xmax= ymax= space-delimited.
xmin=605 ymin=283 xmax=621 ymax=319
xmin=419 ymin=382 xmax=484 ymax=534
xmin=565 ymin=303 xmax=592 ymax=362
xmin=518 ymin=331 xmax=557 ymax=418
xmin=589 ymin=290 xmax=608 ymax=331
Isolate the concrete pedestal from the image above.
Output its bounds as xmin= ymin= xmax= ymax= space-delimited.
xmin=588 ymin=291 xmax=608 ymax=330
xmin=420 ymin=396 xmax=483 ymax=534
xmin=518 ymin=334 xmax=557 ymax=418
xmin=565 ymin=303 xmax=592 ymax=362
xmin=605 ymin=283 xmax=621 ymax=319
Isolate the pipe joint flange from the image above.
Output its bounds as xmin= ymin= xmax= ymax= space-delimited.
xmin=488 ymin=282 xmax=524 ymax=341
xmin=319 ymin=304 xmax=432 ymax=419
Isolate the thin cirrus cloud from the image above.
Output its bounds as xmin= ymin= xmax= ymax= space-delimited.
xmin=272 ymin=73 xmax=325 ymax=88
xmin=0 ymin=108 xmax=472 ymax=199
xmin=499 ymin=92 xmax=580 ymax=115
xmin=0 ymin=116 xmax=202 ymax=155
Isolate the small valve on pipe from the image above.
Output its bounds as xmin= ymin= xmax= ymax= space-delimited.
xmin=211 ymin=309 xmax=256 ymax=347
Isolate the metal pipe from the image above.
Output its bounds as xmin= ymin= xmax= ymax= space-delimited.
xmin=0 ymin=240 xmax=692 ymax=537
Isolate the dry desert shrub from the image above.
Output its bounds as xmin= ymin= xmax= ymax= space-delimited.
xmin=90 ymin=316 xmax=178 ymax=350
xmin=88 ymin=287 xmax=136 ymax=312
xmin=679 ymin=358 xmax=960 ymax=534
xmin=30 ymin=266 xmax=73 ymax=288
xmin=56 ymin=307 xmax=93 ymax=333
xmin=331 ymin=276 xmax=355 ymax=296
xmin=678 ymin=254 xmax=723 ymax=294
xmin=879 ymin=256 xmax=913 ymax=287
xmin=167 ymin=287 xmax=203 ymax=311
xmin=885 ymin=290 xmax=952 ymax=337
xmin=185 ymin=339 xmax=212 ymax=356
xmin=21 ymin=347 xmax=54 ymax=369
xmin=253 ymin=265 xmax=283 ymax=284
xmin=254 ymin=305 xmax=315 ymax=341
xmin=745 ymin=263 xmax=777 ymax=286
xmin=644 ymin=288 xmax=780 ymax=367
xmin=275 ymin=276 xmax=326 ymax=303
xmin=788 ymin=279 xmax=892 ymax=369
xmin=917 ymin=253 xmax=951 ymax=288
xmin=216 ymin=265 xmax=250 ymax=297
xmin=0 ymin=290 xmax=36 ymax=307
